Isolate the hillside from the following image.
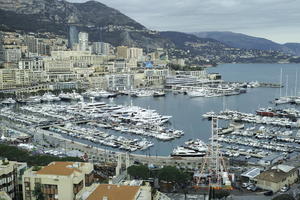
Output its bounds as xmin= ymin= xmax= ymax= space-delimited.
xmin=0 ymin=0 xmax=173 ymax=49
xmin=193 ymin=31 xmax=300 ymax=56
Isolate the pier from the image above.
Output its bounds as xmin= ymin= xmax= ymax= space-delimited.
xmin=1 ymin=119 xmax=204 ymax=169
xmin=203 ymin=110 xmax=300 ymax=128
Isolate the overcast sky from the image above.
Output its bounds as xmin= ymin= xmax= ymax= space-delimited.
xmin=69 ymin=0 xmax=300 ymax=43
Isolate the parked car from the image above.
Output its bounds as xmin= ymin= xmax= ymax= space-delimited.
xmin=242 ymin=182 xmax=250 ymax=188
xmin=280 ymin=186 xmax=289 ymax=193
xmin=247 ymin=184 xmax=257 ymax=191
xmin=264 ymin=190 xmax=273 ymax=196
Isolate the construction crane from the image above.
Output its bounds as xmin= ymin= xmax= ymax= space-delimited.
xmin=194 ymin=118 xmax=232 ymax=190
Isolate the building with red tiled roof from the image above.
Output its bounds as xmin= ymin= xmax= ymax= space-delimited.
xmin=22 ymin=161 xmax=94 ymax=200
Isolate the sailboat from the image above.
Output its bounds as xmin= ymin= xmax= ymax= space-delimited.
xmin=274 ymin=69 xmax=292 ymax=105
xmin=293 ymin=69 xmax=300 ymax=104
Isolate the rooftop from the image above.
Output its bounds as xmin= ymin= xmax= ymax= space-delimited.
xmin=241 ymin=168 xmax=261 ymax=179
xmin=255 ymin=166 xmax=297 ymax=183
xmin=87 ymin=184 xmax=140 ymax=200
xmin=36 ymin=162 xmax=83 ymax=176
xmin=260 ymin=153 xmax=283 ymax=162
xmin=271 ymin=165 xmax=294 ymax=173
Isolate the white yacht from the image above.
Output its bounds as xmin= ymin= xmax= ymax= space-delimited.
xmin=274 ymin=96 xmax=292 ymax=105
xmin=185 ymin=139 xmax=208 ymax=153
xmin=171 ymin=146 xmax=206 ymax=157
xmin=59 ymin=91 xmax=82 ymax=101
xmin=187 ymin=89 xmax=206 ymax=97
xmin=41 ymin=93 xmax=61 ymax=102
xmin=138 ymin=90 xmax=154 ymax=97
xmin=97 ymin=90 xmax=117 ymax=98
xmin=23 ymin=96 xmax=42 ymax=104
xmin=1 ymin=98 xmax=16 ymax=104
xmin=153 ymin=91 xmax=166 ymax=97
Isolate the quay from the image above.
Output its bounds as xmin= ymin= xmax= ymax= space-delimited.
xmin=203 ymin=110 xmax=300 ymax=128
xmin=1 ymin=119 xmax=204 ymax=169
xmin=51 ymin=125 xmax=144 ymax=150
xmin=166 ymin=80 xmax=282 ymax=90
xmin=222 ymin=149 xmax=264 ymax=158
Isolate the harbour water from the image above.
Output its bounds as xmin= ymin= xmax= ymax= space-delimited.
xmin=99 ymin=63 xmax=300 ymax=156
xmin=3 ymin=63 xmax=300 ymax=157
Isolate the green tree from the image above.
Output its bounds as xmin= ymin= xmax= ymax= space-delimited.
xmin=127 ymin=165 xmax=150 ymax=180
xmin=213 ymin=189 xmax=230 ymax=200
xmin=158 ymin=166 xmax=190 ymax=184
xmin=272 ymin=194 xmax=295 ymax=200
xmin=0 ymin=144 xmax=83 ymax=166
xmin=32 ymin=183 xmax=44 ymax=200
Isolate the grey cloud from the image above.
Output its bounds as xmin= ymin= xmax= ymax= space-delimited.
xmin=68 ymin=0 xmax=300 ymax=43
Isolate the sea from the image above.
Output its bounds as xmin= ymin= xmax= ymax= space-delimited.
xmin=89 ymin=63 xmax=299 ymax=156
xmin=9 ymin=63 xmax=300 ymax=156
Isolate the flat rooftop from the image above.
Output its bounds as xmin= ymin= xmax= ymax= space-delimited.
xmin=87 ymin=184 xmax=140 ymax=200
xmin=36 ymin=161 xmax=83 ymax=176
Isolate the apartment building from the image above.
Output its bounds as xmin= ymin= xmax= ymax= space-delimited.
xmin=106 ymin=74 xmax=134 ymax=91
xmin=78 ymin=32 xmax=89 ymax=52
xmin=116 ymin=46 xmax=143 ymax=61
xmin=44 ymin=58 xmax=76 ymax=82
xmin=0 ymin=158 xmax=27 ymax=200
xmin=0 ymin=68 xmax=32 ymax=90
xmin=18 ymin=57 xmax=46 ymax=83
xmin=144 ymin=69 xmax=169 ymax=86
xmin=92 ymin=42 xmax=110 ymax=55
xmin=22 ymin=161 xmax=94 ymax=200
xmin=0 ymin=49 xmax=22 ymax=63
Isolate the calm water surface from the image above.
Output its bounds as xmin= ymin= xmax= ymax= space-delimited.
xmin=62 ymin=63 xmax=300 ymax=156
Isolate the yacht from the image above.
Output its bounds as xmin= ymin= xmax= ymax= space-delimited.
xmin=256 ymin=107 xmax=277 ymax=117
xmin=187 ymin=89 xmax=206 ymax=97
xmin=59 ymin=91 xmax=82 ymax=101
xmin=97 ymin=90 xmax=117 ymax=98
xmin=274 ymin=96 xmax=292 ymax=105
xmin=171 ymin=146 xmax=206 ymax=157
xmin=41 ymin=93 xmax=61 ymax=102
xmin=19 ymin=96 xmax=42 ymax=104
xmin=1 ymin=98 xmax=16 ymax=105
xmin=185 ymin=139 xmax=208 ymax=153
xmin=137 ymin=90 xmax=154 ymax=97
xmin=153 ymin=91 xmax=166 ymax=97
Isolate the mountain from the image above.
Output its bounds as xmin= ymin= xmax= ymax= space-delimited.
xmin=284 ymin=43 xmax=300 ymax=56
xmin=160 ymin=31 xmax=227 ymax=49
xmin=160 ymin=31 xmax=295 ymax=64
xmin=0 ymin=0 xmax=173 ymax=49
xmin=193 ymin=31 xmax=300 ymax=56
xmin=159 ymin=31 xmax=229 ymax=58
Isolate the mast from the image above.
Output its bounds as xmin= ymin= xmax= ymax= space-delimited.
xmin=285 ymin=75 xmax=288 ymax=97
xmin=279 ymin=68 xmax=283 ymax=97
xmin=295 ymin=69 xmax=298 ymax=97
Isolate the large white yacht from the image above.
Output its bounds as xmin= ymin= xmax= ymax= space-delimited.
xmin=171 ymin=146 xmax=206 ymax=157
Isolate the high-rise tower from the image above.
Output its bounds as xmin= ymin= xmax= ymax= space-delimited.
xmin=78 ymin=32 xmax=89 ymax=51
xmin=68 ymin=26 xmax=79 ymax=49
